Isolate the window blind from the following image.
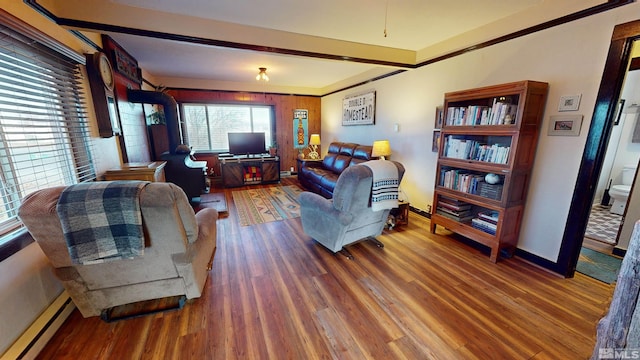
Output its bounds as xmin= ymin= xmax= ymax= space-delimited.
xmin=0 ymin=24 xmax=95 ymax=240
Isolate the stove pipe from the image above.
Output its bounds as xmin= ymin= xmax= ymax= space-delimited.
xmin=127 ymin=89 xmax=181 ymax=154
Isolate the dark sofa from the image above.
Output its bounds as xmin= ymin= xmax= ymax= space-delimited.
xmin=298 ymin=142 xmax=374 ymax=198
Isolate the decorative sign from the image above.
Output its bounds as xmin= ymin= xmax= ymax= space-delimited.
xmin=293 ymin=109 xmax=308 ymax=149
xmin=342 ymin=91 xmax=375 ymax=126
xmin=113 ymin=47 xmax=142 ymax=84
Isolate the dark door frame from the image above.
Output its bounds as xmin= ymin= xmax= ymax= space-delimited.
xmin=558 ymin=19 xmax=640 ymax=277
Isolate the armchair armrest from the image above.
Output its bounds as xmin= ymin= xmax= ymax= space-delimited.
xmin=171 ymin=207 xmax=218 ymax=298
xmin=299 ymin=159 xmax=324 ymax=169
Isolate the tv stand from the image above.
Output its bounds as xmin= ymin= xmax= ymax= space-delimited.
xmin=220 ymin=155 xmax=280 ymax=187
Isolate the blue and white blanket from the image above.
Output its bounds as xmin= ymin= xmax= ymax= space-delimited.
xmin=362 ymin=160 xmax=399 ymax=212
xmin=56 ymin=181 xmax=149 ymax=265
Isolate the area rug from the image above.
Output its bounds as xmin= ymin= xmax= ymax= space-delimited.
xmin=232 ymin=185 xmax=303 ymax=226
xmin=194 ymin=192 xmax=228 ymax=213
xmin=576 ymin=247 xmax=622 ymax=284
xmin=584 ymin=204 xmax=622 ymax=245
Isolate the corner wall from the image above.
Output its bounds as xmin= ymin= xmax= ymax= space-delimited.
xmin=321 ymin=3 xmax=640 ymax=264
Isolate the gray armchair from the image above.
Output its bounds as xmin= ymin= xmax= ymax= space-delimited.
xmin=298 ymin=161 xmax=405 ymax=258
xmin=18 ymin=182 xmax=217 ymax=318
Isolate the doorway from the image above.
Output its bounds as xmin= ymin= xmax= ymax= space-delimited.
xmin=559 ymin=20 xmax=640 ymax=277
xmin=584 ymin=54 xmax=640 ymax=253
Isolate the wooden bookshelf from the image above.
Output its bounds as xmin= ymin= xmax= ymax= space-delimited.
xmin=429 ymin=80 xmax=549 ymax=262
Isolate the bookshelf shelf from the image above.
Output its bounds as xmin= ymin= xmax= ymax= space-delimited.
xmin=429 ymin=80 xmax=548 ymax=262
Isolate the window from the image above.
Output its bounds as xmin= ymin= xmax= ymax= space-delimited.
xmin=182 ymin=104 xmax=274 ymax=152
xmin=0 ymin=24 xmax=95 ymax=251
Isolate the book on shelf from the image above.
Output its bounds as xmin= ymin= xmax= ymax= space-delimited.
xmin=443 ymin=135 xmax=511 ymax=164
xmin=438 ymin=200 xmax=471 ymax=212
xmin=439 ymin=169 xmax=484 ymax=194
xmin=445 ymin=98 xmax=518 ymax=126
xmin=436 ymin=209 xmax=475 ymax=222
xmin=477 ymin=210 xmax=499 ymax=223
xmin=471 ymin=218 xmax=497 ymax=235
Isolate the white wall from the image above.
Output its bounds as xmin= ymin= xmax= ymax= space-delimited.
xmin=322 ymin=4 xmax=640 ymax=263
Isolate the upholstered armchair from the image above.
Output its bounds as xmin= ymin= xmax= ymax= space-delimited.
xmin=298 ymin=161 xmax=405 ymax=258
xmin=18 ymin=182 xmax=217 ymax=318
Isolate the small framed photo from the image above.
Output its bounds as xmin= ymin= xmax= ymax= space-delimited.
xmin=548 ymin=114 xmax=583 ymax=136
xmin=435 ymin=107 xmax=444 ymax=129
xmin=558 ymin=94 xmax=581 ymax=112
xmin=432 ymin=130 xmax=441 ymax=152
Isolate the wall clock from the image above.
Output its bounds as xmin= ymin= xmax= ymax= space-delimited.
xmin=97 ymin=52 xmax=114 ymax=91
xmin=86 ymin=52 xmax=121 ymax=138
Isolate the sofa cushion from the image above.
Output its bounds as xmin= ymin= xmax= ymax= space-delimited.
xmin=332 ymin=155 xmax=352 ymax=173
xmin=350 ymin=145 xmax=374 ymax=166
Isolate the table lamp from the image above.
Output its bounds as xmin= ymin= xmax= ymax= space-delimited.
xmin=372 ymin=140 xmax=391 ymax=160
xmin=308 ymin=134 xmax=321 ymax=159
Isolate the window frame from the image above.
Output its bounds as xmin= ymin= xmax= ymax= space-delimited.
xmin=179 ymin=102 xmax=276 ymax=154
xmin=0 ymin=10 xmax=94 ymax=261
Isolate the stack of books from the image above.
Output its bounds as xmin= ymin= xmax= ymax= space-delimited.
xmin=471 ymin=210 xmax=499 ymax=235
xmin=478 ymin=182 xmax=503 ymax=200
xmin=436 ymin=196 xmax=475 ymax=222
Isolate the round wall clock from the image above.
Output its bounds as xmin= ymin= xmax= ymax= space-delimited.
xmin=96 ymin=52 xmax=114 ymax=91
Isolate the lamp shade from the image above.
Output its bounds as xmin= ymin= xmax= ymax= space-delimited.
xmin=309 ymin=134 xmax=321 ymax=145
xmin=372 ymin=140 xmax=391 ymax=158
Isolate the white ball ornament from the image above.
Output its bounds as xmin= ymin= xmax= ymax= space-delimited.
xmin=485 ymin=173 xmax=500 ymax=184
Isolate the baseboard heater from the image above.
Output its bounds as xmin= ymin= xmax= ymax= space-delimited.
xmin=1 ymin=291 xmax=75 ymax=360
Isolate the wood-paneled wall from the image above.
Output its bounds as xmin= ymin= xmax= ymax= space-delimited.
xmin=167 ymin=89 xmax=321 ymax=173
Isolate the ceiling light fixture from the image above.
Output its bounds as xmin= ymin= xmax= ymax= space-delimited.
xmin=256 ymin=67 xmax=269 ymax=82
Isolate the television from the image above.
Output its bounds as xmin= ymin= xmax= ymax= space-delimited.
xmin=228 ymin=132 xmax=267 ymax=156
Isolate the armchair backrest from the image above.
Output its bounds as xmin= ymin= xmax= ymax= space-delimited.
xmin=18 ymin=182 xmax=198 ymax=269
xmin=332 ymin=160 xmax=405 ymax=213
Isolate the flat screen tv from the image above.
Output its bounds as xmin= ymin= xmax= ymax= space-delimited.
xmin=228 ymin=132 xmax=266 ymax=156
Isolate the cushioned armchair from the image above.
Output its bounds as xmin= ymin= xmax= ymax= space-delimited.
xmin=18 ymin=182 xmax=217 ymax=318
xmin=299 ymin=161 xmax=405 ymax=258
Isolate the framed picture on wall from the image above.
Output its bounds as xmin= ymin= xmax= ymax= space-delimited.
xmin=548 ymin=114 xmax=583 ymax=136
xmin=342 ymin=91 xmax=375 ymax=126
xmin=435 ymin=107 xmax=444 ymax=129
xmin=558 ymin=94 xmax=581 ymax=112
xmin=432 ymin=130 xmax=441 ymax=152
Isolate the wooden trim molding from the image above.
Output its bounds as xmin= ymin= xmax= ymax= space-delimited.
xmin=24 ymin=0 xmax=634 ymax=77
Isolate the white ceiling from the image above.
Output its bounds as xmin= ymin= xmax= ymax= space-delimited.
xmin=42 ymin=0 xmax=605 ymax=94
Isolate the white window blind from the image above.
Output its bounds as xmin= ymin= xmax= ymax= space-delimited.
xmin=0 ymin=24 xmax=95 ymax=241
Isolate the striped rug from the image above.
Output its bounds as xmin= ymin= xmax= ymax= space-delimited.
xmin=232 ymin=185 xmax=303 ymax=226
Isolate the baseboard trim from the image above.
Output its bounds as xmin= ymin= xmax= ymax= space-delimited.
xmin=1 ymin=291 xmax=75 ymax=360
xmin=410 ymin=206 xmax=430 ymax=219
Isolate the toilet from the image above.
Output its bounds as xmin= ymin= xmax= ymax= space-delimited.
xmin=609 ymin=164 xmax=637 ymax=215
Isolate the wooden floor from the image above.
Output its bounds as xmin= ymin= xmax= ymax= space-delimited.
xmin=37 ymin=177 xmax=614 ymax=359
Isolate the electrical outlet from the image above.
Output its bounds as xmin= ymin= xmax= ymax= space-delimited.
xmin=426 ymin=205 xmax=432 ymax=214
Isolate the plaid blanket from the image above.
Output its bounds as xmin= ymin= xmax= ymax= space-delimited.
xmin=362 ymin=160 xmax=399 ymax=211
xmin=56 ymin=181 xmax=149 ymax=265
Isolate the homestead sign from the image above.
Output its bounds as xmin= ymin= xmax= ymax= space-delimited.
xmin=342 ymin=91 xmax=375 ymax=126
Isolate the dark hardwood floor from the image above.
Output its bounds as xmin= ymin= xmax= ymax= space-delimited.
xmin=37 ymin=177 xmax=614 ymax=359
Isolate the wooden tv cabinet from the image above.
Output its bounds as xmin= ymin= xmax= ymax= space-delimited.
xmin=220 ymin=155 xmax=280 ymax=187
